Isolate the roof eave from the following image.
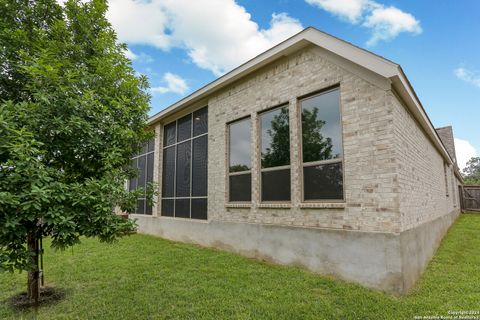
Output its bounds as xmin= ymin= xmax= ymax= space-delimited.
xmin=147 ymin=32 xmax=314 ymax=125
xmin=146 ymin=27 xmax=457 ymax=171
xmin=147 ymin=27 xmax=398 ymax=126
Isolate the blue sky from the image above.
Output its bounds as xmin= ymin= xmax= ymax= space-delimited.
xmin=105 ymin=0 xmax=480 ymax=169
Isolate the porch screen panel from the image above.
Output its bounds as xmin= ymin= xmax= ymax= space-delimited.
xmin=193 ymin=107 xmax=208 ymax=136
xmin=191 ymin=198 xmax=207 ymax=220
xmin=177 ymin=114 xmax=192 ymax=142
xmin=162 ymin=146 xmax=175 ymax=197
xmin=176 ymin=141 xmax=191 ymax=197
xmin=161 ymin=199 xmax=174 ymax=217
xmin=161 ymin=106 xmax=208 ymax=220
xmin=128 ymin=138 xmax=155 ymax=214
xmin=192 ymin=135 xmax=208 ymax=197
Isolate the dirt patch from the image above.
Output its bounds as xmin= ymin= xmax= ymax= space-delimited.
xmin=7 ymin=287 xmax=67 ymax=311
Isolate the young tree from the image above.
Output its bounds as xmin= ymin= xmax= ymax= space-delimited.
xmin=0 ymin=0 xmax=152 ymax=303
xmin=463 ymin=157 xmax=480 ymax=185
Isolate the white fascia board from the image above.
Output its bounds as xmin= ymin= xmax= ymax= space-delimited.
xmin=302 ymin=28 xmax=399 ymax=78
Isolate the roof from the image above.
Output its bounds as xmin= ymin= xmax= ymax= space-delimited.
xmin=436 ymin=126 xmax=464 ymax=182
xmin=148 ymin=27 xmax=456 ymax=167
xmin=436 ymin=126 xmax=458 ymax=166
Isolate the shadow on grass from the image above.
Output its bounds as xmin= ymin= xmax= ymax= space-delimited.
xmin=6 ymin=287 xmax=68 ymax=312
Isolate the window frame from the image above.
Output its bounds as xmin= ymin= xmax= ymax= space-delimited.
xmin=443 ymin=162 xmax=450 ymax=198
xmin=298 ymin=86 xmax=346 ymax=203
xmin=226 ymin=116 xmax=252 ymax=204
xmin=161 ymin=106 xmax=208 ymax=220
xmin=258 ymin=104 xmax=291 ymax=203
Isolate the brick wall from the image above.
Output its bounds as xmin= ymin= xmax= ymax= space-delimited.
xmin=391 ymin=93 xmax=458 ymax=232
xmin=152 ymin=44 xmax=458 ymax=234
xmin=205 ymin=45 xmax=400 ymax=233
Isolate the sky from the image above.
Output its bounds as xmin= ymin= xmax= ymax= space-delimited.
xmin=103 ymin=0 xmax=480 ymax=170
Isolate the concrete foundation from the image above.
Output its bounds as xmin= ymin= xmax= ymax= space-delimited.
xmin=131 ymin=208 xmax=459 ymax=294
xmin=400 ymin=208 xmax=460 ymax=292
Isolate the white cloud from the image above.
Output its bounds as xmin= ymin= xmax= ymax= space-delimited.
xmin=454 ymin=138 xmax=478 ymax=170
xmin=305 ymin=0 xmax=371 ymax=23
xmin=106 ymin=0 xmax=303 ymax=76
xmin=454 ymin=67 xmax=480 ymax=88
xmin=151 ymin=72 xmax=188 ymax=95
xmin=305 ymin=0 xmax=422 ymax=46
xmin=123 ymin=48 xmax=137 ymax=60
xmin=107 ymin=0 xmax=172 ymax=49
xmin=364 ymin=6 xmax=422 ymax=46
xmin=123 ymin=48 xmax=154 ymax=64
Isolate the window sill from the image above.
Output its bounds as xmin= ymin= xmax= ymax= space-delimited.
xmin=158 ymin=215 xmax=210 ymax=223
xmin=226 ymin=203 xmax=252 ymax=208
xmin=299 ymin=202 xmax=346 ymax=209
xmin=257 ymin=203 xmax=291 ymax=209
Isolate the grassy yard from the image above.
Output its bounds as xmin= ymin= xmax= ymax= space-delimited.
xmin=1 ymin=214 xmax=479 ymax=319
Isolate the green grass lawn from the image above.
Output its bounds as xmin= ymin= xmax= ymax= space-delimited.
xmin=1 ymin=214 xmax=479 ymax=320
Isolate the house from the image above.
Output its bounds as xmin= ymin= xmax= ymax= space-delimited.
xmin=127 ymin=27 xmax=463 ymax=294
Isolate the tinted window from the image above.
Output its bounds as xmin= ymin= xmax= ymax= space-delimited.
xmin=177 ymin=114 xmax=192 ymax=142
xmin=304 ymin=162 xmax=343 ymax=200
xmin=193 ymin=107 xmax=208 ymax=136
xmin=192 ymin=135 xmax=208 ymax=197
xmin=261 ymin=106 xmax=290 ymax=168
xmin=302 ymin=89 xmax=342 ymax=163
xmin=229 ymin=174 xmax=251 ymax=202
xmin=262 ymin=169 xmax=291 ymax=201
xmin=164 ymin=122 xmax=176 ymax=146
xmin=229 ymin=119 xmax=251 ymax=172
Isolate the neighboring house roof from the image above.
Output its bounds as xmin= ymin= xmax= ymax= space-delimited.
xmin=148 ymin=27 xmax=456 ymax=168
xmin=436 ymin=126 xmax=458 ymax=166
xmin=436 ymin=126 xmax=463 ymax=182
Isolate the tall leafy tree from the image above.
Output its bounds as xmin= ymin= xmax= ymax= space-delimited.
xmin=463 ymin=157 xmax=480 ymax=185
xmin=0 ymin=0 xmax=152 ymax=303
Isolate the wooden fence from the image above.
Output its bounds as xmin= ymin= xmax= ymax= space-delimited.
xmin=461 ymin=186 xmax=480 ymax=212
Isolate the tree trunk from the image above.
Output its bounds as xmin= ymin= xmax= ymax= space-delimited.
xmin=27 ymin=231 xmax=40 ymax=305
